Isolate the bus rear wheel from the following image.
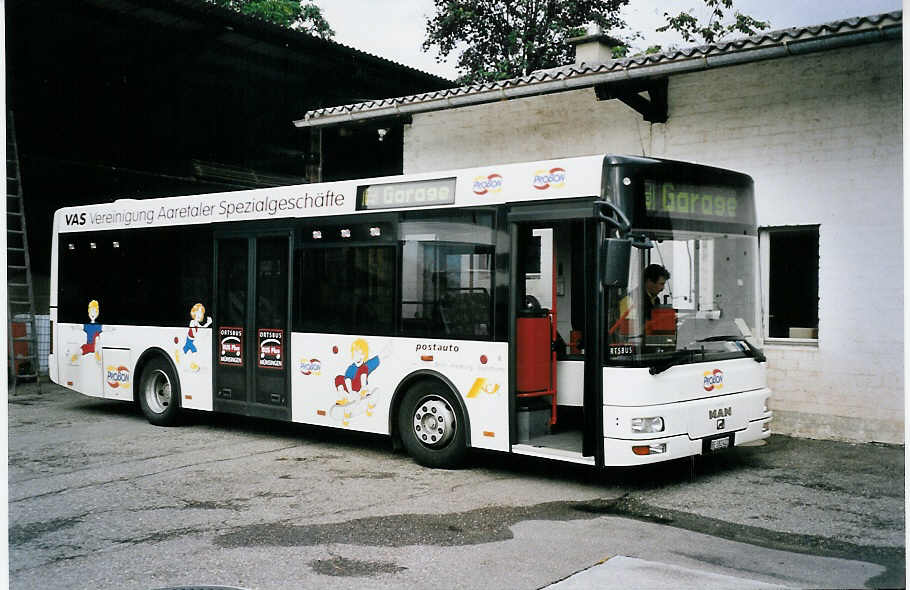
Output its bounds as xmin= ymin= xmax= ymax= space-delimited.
xmin=138 ymin=357 xmax=181 ymax=426
xmin=398 ymin=384 xmax=467 ymax=468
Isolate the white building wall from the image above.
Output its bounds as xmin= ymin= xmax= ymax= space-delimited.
xmin=403 ymin=41 xmax=903 ymax=444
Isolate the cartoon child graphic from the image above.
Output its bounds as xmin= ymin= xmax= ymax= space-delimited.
xmin=328 ymin=338 xmax=389 ymax=427
xmin=334 ymin=338 xmax=380 ymax=406
xmin=80 ymin=300 xmax=102 ymax=361
xmin=177 ymin=303 xmax=212 ymax=372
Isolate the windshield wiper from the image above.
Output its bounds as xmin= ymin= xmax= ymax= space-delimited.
xmin=696 ymin=335 xmax=766 ymax=363
xmin=649 ymin=350 xmax=700 ymax=375
xmin=649 ymin=336 xmax=766 ymax=376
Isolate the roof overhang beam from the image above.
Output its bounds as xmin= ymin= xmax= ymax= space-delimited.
xmin=594 ymin=78 xmax=668 ymax=123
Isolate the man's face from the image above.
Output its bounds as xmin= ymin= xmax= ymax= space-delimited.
xmin=646 ymin=276 xmax=666 ymax=298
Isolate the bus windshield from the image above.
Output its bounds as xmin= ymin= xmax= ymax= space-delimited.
xmin=606 ymin=171 xmax=761 ymax=369
xmin=607 ymin=230 xmax=760 ymax=368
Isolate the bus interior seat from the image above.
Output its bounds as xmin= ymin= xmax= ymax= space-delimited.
xmin=439 ymin=289 xmax=490 ymax=338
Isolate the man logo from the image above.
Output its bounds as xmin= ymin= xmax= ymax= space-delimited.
xmin=716 ymin=418 xmax=726 ymax=430
xmin=709 ymin=407 xmax=732 ymax=420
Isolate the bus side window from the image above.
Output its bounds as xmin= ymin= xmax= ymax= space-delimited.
xmin=399 ymin=214 xmax=494 ymax=342
xmin=294 ymin=245 xmax=395 ymax=336
xmin=58 ymin=236 xmax=96 ymax=324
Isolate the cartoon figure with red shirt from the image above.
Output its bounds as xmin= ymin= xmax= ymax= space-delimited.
xmin=331 ymin=338 xmax=381 ymax=426
xmin=81 ymin=300 xmax=102 ymax=362
xmin=177 ymin=303 xmax=211 ymax=372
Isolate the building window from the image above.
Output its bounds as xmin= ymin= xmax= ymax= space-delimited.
xmin=760 ymin=226 xmax=819 ymax=341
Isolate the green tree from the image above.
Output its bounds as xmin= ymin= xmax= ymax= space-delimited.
xmin=423 ymin=0 xmax=770 ymax=84
xmin=210 ymin=0 xmax=334 ymax=38
xmin=423 ymin=0 xmax=630 ymax=84
xmin=657 ymin=0 xmax=769 ymax=45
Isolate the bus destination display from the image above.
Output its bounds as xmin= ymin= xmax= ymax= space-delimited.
xmin=357 ymin=177 xmax=456 ymax=210
xmin=644 ymin=180 xmax=749 ymax=224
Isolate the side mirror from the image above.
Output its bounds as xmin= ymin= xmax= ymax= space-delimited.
xmin=601 ymin=238 xmax=631 ymax=287
xmin=630 ymin=233 xmax=653 ymax=249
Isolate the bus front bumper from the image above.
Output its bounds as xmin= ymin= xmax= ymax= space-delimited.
xmin=603 ymin=399 xmax=772 ymax=467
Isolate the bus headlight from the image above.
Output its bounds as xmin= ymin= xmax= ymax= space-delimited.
xmin=631 ymin=416 xmax=664 ymax=433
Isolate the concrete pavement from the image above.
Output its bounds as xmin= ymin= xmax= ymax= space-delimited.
xmin=8 ymin=380 xmax=905 ymax=589
xmin=548 ymin=555 xmax=788 ymax=589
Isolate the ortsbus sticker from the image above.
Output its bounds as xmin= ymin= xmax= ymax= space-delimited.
xmin=258 ymin=329 xmax=283 ymax=369
xmin=219 ymin=326 xmax=244 ymax=367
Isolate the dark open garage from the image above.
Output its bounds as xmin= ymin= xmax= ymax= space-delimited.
xmin=6 ymin=0 xmax=452 ymax=311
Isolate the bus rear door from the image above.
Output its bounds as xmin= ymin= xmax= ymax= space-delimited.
xmin=213 ymin=233 xmax=292 ymax=421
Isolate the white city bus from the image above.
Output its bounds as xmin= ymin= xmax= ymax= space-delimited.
xmin=49 ymin=154 xmax=772 ymax=468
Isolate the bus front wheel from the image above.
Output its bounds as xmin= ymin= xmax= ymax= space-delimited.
xmin=138 ymin=357 xmax=181 ymax=426
xmin=398 ymin=384 xmax=467 ymax=468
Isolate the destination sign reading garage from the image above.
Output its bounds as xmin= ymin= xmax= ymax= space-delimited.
xmin=357 ymin=177 xmax=456 ymax=210
xmin=643 ymin=180 xmax=751 ymax=224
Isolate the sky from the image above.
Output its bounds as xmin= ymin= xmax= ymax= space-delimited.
xmin=319 ymin=0 xmax=903 ymax=80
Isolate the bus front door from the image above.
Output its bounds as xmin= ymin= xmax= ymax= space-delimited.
xmin=214 ymin=234 xmax=291 ymax=421
xmin=510 ymin=215 xmax=602 ymax=463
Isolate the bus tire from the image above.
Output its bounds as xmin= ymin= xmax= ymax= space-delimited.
xmin=398 ymin=383 xmax=467 ymax=468
xmin=138 ymin=356 xmax=181 ymax=426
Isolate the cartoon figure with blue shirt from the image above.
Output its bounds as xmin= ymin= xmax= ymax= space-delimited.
xmin=176 ymin=303 xmax=211 ymax=373
xmin=81 ymin=300 xmax=102 ymax=362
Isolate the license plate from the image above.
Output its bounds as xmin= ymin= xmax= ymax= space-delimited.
xmin=702 ymin=434 xmax=733 ymax=454
xmin=709 ymin=437 xmax=730 ymax=451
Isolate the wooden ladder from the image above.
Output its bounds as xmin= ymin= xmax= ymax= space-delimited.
xmin=7 ymin=111 xmax=41 ymax=393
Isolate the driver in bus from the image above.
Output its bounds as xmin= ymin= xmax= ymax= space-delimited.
xmin=609 ymin=264 xmax=671 ymax=339
xmin=643 ymin=264 xmax=670 ymax=320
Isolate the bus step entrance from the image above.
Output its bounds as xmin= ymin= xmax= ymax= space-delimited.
xmin=517 ymin=399 xmax=551 ymax=442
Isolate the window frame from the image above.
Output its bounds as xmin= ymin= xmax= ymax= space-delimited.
xmin=293 ymin=242 xmax=399 ymax=336
xmin=759 ymin=224 xmax=820 ymax=346
xmin=398 ymin=208 xmax=497 ymax=341
xmin=57 ymin=227 xmax=213 ymax=327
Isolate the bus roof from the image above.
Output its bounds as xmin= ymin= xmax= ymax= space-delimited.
xmin=55 ymin=154 xmax=611 ymax=234
xmin=53 ymin=154 xmax=744 ymax=234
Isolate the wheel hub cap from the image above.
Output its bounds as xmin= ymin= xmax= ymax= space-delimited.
xmin=413 ymin=396 xmax=456 ymax=448
xmin=145 ymin=369 xmax=171 ymax=414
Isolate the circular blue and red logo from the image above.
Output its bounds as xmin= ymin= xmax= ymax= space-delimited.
xmin=299 ymin=358 xmax=321 ymax=375
xmin=106 ymin=365 xmax=131 ymax=389
xmin=533 ymin=167 xmax=567 ymax=190
xmin=472 ymin=173 xmax=503 ymax=195
xmin=703 ymin=369 xmax=724 ymax=392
